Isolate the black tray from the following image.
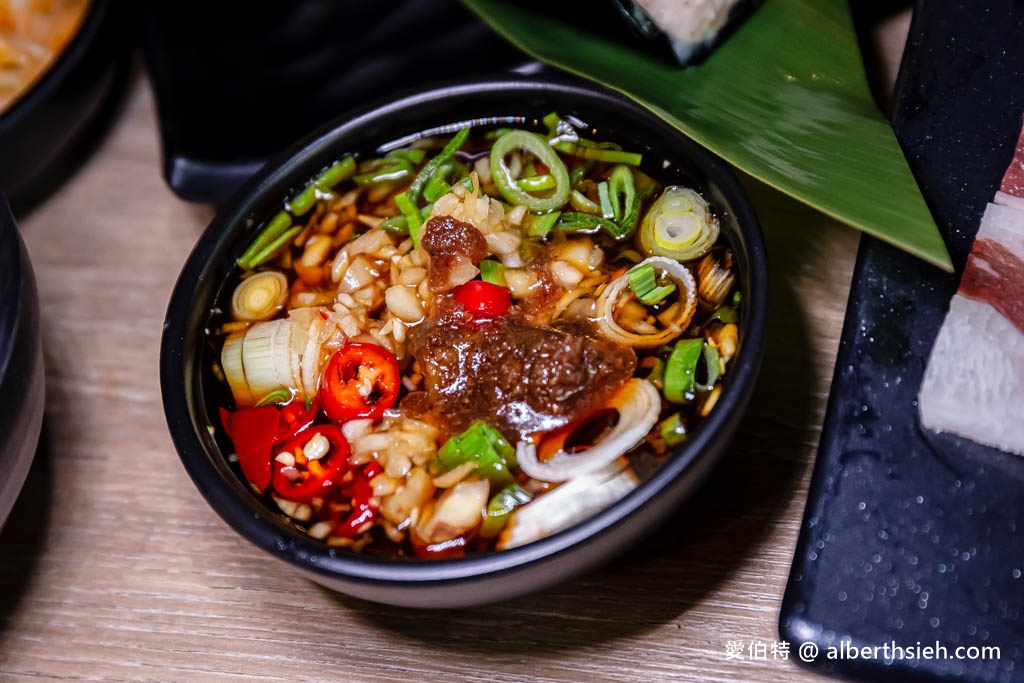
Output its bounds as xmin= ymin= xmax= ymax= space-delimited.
xmin=138 ymin=0 xmax=527 ymax=204
xmin=779 ymin=1 xmax=1024 ymax=682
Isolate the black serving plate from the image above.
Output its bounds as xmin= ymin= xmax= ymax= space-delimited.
xmin=139 ymin=0 xmax=528 ymax=204
xmin=780 ymin=1 xmax=1024 ymax=681
xmin=0 ymin=196 xmax=44 ymax=529
xmin=0 ymin=0 xmax=132 ymax=203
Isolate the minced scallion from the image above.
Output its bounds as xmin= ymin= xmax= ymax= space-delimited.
xmin=627 ymin=263 xmax=676 ymax=305
xmin=480 ymin=484 xmax=532 ymax=538
xmin=524 ymin=211 xmax=560 ymax=238
xmin=394 ymin=192 xmax=423 ymax=248
xmin=434 ymin=421 xmax=517 ymax=488
xmin=553 ymin=140 xmax=643 ymax=166
xmin=516 ymin=175 xmax=558 ymax=192
xmin=598 ymin=181 xmax=615 ymax=219
xmin=659 ymin=413 xmax=688 ymax=447
xmin=664 ymin=338 xmax=703 ymax=404
xmin=479 ymin=259 xmax=506 ymax=286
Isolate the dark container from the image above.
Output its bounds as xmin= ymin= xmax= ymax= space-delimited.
xmin=161 ymin=77 xmax=768 ymax=608
xmin=0 ymin=196 xmax=44 ymax=528
xmin=0 ymin=0 xmax=130 ymax=200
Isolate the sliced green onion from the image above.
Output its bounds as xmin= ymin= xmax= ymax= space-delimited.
xmin=597 ymin=181 xmax=615 ymax=219
xmin=659 ymin=413 xmax=688 ymax=448
xmin=395 ymin=192 xmax=424 ymax=249
xmin=380 ymin=204 xmax=433 ymax=236
xmin=542 ymin=112 xmax=562 ymax=132
xmin=380 ymin=215 xmax=408 ymax=235
xmin=304 ymin=394 xmax=313 ymax=411
xmin=646 ymin=357 xmax=666 ymax=389
xmin=479 ymin=259 xmax=506 ymax=286
xmin=709 ymin=305 xmax=739 ymax=324
xmin=389 ymin=148 xmax=426 ymax=166
xmin=524 ymin=211 xmax=560 ymax=238
xmin=435 ymin=421 xmax=517 ymax=488
xmin=695 ymin=343 xmax=721 ymax=392
xmin=423 ymin=176 xmax=450 ymax=203
xmin=255 ymin=388 xmax=292 ymax=407
xmin=353 ymin=159 xmax=414 ymax=186
xmin=608 ymin=165 xmax=637 ymax=224
xmin=569 ymin=160 xmax=594 ymax=187
xmin=570 ymin=189 xmax=602 ymax=215
xmin=238 ymin=211 xmax=293 ymax=270
xmin=430 ymin=160 xmax=456 ymax=184
xmin=231 ymin=270 xmax=288 ymax=321
xmin=553 ymin=140 xmax=643 ymax=166
xmin=639 ymin=186 xmax=719 ymax=261
xmin=615 ymin=249 xmax=645 ymax=264
xmin=516 ymin=175 xmax=558 ymax=192
xmin=487 ymin=127 xmax=517 ymax=139
xmin=288 ymin=184 xmax=320 ymax=217
xmin=664 ymin=338 xmax=703 ymax=404
xmin=480 ymin=484 xmax=532 ymax=539
xmin=627 ymin=263 xmax=676 ymax=305
xmin=247 ymin=225 xmax=303 ymax=269
xmin=731 ymin=291 xmax=742 ymax=307
xmin=314 ymin=156 xmax=356 ymax=190
xmin=408 ymin=127 xmax=471 ymax=203
xmin=490 ymin=130 xmax=571 ymax=213
xmin=556 ymin=211 xmax=630 ymax=239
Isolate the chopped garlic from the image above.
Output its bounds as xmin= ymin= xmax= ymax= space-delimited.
xmin=303 ymin=433 xmax=331 ymax=461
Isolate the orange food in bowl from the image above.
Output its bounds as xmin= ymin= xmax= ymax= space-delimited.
xmin=0 ymin=0 xmax=89 ymax=114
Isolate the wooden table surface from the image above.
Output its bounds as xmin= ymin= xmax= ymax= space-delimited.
xmin=0 ymin=10 xmax=913 ymax=682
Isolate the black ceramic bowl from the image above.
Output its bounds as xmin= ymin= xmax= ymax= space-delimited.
xmin=0 ymin=0 xmax=129 ymax=199
xmin=0 ymin=196 xmax=44 ymax=528
xmin=161 ymin=78 xmax=768 ymax=608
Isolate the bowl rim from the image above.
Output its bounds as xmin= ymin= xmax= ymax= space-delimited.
xmin=0 ymin=0 xmax=110 ymax=127
xmin=161 ymin=75 xmax=769 ymax=589
xmin=0 ymin=195 xmax=23 ymax=383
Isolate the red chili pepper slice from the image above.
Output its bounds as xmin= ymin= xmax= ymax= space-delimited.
xmin=222 ymin=406 xmax=280 ymax=493
xmin=275 ymin=395 xmax=318 ymax=443
xmin=330 ymin=462 xmax=381 ymax=538
xmin=451 ymin=280 xmax=511 ymax=321
xmin=272 ymin=425 xmax=350 ymax=502
xmin=319 ymin=343 xmax=400 ymax=424
xmin=410 ymin=533 xmax=470 ymax=559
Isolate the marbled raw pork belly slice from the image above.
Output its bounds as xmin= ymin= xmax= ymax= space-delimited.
xmin=920 ymin=182 xmax=1024 ymax=454
xmin=995 ymin=121 xmax=1024 ymax=211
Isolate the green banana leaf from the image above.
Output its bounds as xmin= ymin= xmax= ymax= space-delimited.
xmin=463 ymin=0 xmax=952 ymax=272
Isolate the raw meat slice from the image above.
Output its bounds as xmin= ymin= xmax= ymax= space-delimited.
xmin=919 ymin=121 xmax=1024 ymax=454
xmin=919 ymin=295 xmax=1024 ymax=454
xmin=999 ymin=121 xmax=1024 ymax=198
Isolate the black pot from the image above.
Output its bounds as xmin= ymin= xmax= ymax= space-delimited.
xmin=0 ymin=0 xmax=130 ymax=200
xmin=0 ymin=196 xmax=44 ymax=528
xmin=161 ymin=77 xmax=769 ymax=608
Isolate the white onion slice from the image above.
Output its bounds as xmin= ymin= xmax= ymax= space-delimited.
xmin=596 ymin=256 xmax=696 ymax=348
xmin=416 ymin=479 xmax=490 ymax=544
xmin=515 ymin=378 xmax=661 ymax=482
xmin=230 ymin=270 xmax=288 ymax=322
xmin=497 ymin=462 xmax=638 ymax=550
xmin=240 ymin=319 xmax=295 ymax=399
xmin=221 ymin=332 xmax=255 ymax=407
